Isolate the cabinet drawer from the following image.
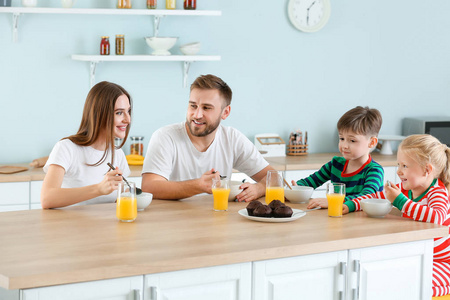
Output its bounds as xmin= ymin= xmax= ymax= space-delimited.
xmin=144 ymin=263 xmax=252 ymax=300
xmin=21 ymin=276 xmax=143 ymax=300
xmin=30 ymin=181 xmax=43 ymax=204
xmin=0 ymin=182 xmax=29 ymax=205
xmin=253 ymin=251 xmax=347 ymax=300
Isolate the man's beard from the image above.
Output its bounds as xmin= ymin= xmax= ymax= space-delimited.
xmin=186 ymin=118 xmax=221 ymax=137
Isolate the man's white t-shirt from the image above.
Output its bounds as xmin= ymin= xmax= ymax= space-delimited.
xmin=44 ymin=139 xmax=130 ymax=205
xmin=142 ymin=122 xmax=269 ymax=181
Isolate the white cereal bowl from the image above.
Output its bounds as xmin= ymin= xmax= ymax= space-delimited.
xmin=145 ymin=37 xmax=178 ymax=56
xmin=361 ymin=198 xmax=392 ymax=218
xmin=180 ymin=42 xmax=200 ymax=55
xmin=136 ymin=192 xmax=153 ymax=211
xmin=229 ymin=180 xmax=244 ymax=201
xmin=284 ymin=186 xmax=314 ymax=203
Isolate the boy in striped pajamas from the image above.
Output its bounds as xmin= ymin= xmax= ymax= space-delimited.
xmin=292 ymin=106 xmax=385 ymax=210
xmin=344 ymin=134 xmax=450 ymax=297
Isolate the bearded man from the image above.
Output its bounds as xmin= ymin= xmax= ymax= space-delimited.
xmin=141 ymin=74 xmax=274 ymax=201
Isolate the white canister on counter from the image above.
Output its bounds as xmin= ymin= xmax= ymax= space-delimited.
xmin=22 ymin=0 xmax=37 ymax=7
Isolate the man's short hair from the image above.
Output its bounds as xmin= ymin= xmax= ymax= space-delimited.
xmin=190 ymin=74 xmax=232 ymax=107
xmin=337 ymin=106 xmax=382 ymax=136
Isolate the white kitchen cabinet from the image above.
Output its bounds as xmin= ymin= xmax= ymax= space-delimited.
xmin=348 ymin=240 xmax=433 ymax=300
xmin=20 ymin=276 xmax=143 ymax=300
xmin=129 ymin=177 xmax=143 ymax=189
xmin=253 ymin=251 xmax=348 ymax=300
xmin=29 ymin=181 xmax=43 ymax=210
xmin=253 ymin=240 xmax=433 ymax=300
xmin=0 ymin=182 xmax=29 ymax=212
xmin=383 ymin=166 xmax=399 ymax=185
xmin=143 ymin=263 xmax=252 ymax=300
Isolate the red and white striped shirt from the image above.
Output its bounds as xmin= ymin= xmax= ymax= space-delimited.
xmin=350 ymin=179 xmax=450 ymax=261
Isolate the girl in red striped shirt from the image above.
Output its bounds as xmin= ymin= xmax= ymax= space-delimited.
xmin=343 ymin=134 xmax=450 ymax=297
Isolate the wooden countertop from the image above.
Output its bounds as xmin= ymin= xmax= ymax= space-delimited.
xmin=0 ymin=195 xmax=446 ymax=290
xmin=0 ymin=153 xmax=397 ymax=183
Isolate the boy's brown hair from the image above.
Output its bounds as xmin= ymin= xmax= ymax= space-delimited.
xmin=337 ymin=106 xmax=382 ymax=137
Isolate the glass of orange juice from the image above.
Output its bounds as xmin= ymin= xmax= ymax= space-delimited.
xmin=116 ymin=181 xmax=137 ymax=222
xmin=326 ymin=182 xmax=346 ymax=218
xmin=212 ymin=178 xmax=230 ymax=211
xmin=265 ymin=170 xmax=285 ymax=205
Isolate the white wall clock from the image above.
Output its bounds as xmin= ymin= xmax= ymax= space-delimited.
xmin=288 ymin=0 xmax=331 ymax=33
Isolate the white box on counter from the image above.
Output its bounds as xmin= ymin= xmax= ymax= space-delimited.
xmin=254 ymin=133 xmax=286 ymax=157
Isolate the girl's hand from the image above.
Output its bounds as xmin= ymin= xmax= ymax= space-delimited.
xmin=98 ymin=167 xmax=123 ymax=195
xmin=291 ymin=180 xmax=298 ymax=186
xmin=384 ymin=181 xmax=400 ymax=203
xmin=306 ymin=198 xmax=328 ymax=209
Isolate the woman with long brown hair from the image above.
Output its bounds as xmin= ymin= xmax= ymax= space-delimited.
xmin=41 ymin=81 xmax=132 ymax=208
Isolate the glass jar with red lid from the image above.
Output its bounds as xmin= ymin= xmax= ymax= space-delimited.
xmin=147 ymin=0 xmax=156 ymax=9
xmin=100 ymin=36 xmax=110 ymax=55
xmin=184 ymin=0 xmax=196 ymax=9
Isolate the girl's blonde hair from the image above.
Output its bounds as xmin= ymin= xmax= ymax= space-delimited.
xmin=399 ymin=134 xmax=450 ymax=188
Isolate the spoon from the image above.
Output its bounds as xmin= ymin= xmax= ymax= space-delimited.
xmin=212 ymin=171 xmax=226 ymax=179
xmin=304 ymin=207 xmax=321 ymax=212
xmin=283 ymin=178 xmax=293 ymax=190
xmin=107 ymin=163 xmax=142 ymax=195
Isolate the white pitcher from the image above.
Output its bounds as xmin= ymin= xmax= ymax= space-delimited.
xmin=61 ymin=0 xmax=76 ymax=8
xmin=21 ymin=0 xmax=37 ymax=7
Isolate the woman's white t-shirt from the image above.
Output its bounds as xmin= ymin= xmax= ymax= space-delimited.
xmin=44 ymin=139 xmax=130 ymax=205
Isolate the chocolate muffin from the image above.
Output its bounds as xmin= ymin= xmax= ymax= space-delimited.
xmin=268 ymin=199 xmax=285 ymax=211
xmin=253 ymin=205 xmax=273 ymax=218
xmin=246 ymin=200 xmax=263 ymax=216
xmin=273 ymin=206 xmax=293 ymax=218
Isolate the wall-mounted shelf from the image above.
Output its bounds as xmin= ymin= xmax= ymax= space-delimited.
xmin=71 ymin=54 xmax=221 ymax=87
xmin=0 ymin=7 xmax=222 ymax=41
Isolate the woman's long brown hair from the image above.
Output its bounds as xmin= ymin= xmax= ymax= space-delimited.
xmin=63 ymin=81 xmax=132 ymax=166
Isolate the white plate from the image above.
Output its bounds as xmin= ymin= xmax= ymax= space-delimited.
xmin=238 ymin=209 xmax=306 ymax=223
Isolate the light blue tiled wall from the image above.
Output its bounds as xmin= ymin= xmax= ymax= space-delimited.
xmin=1 ymin=0 xmax=450 ymax=163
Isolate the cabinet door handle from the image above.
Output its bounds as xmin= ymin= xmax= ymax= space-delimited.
xmin=339 ymin=261 xmax=347 ymax=300
xmin=352 ymin=260 xmax=360 ymax=300
xmin=149 ymin=286 xmax=157 ymax=300
xmin=133 ymin=289 xmax=141 ymax=300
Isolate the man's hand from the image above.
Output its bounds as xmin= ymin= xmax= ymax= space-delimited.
xmin=236 ymin=182 xmax=265 ymax=202
xmin=198 ymin=169 xmax=220 ymax=194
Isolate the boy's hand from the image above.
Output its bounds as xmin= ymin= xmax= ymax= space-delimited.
xmin=291 ymin=180 xmax=298 ymax=186
xmin=384 ymin=181 xmax=400 ymax=203
xmin=343 ymin=204 xmax=349 ymax=215
xmin=306 ymin=198 xmax=328 ymax=209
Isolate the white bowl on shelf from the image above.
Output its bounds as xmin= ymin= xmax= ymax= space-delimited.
xmin=61 ymin=0 xmax=76 ymax=8
xmin=180 ymin=42 xmax=201 ymax=55
xmin=284 ymin=186 xmax=314 ymax=203
xmin=22 ymin=0 xmax=37 ymax=7
xmin=145 ymin=37 xmax=178 ymax=56
xmin=136 ymin=192 xmax=153 ymax=211
xmin=361 ymin=198 xmax=392 ymax=218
